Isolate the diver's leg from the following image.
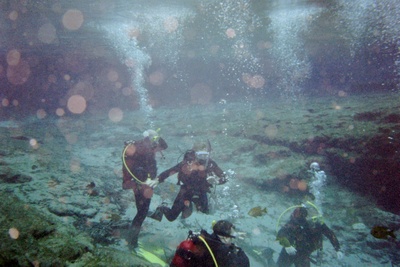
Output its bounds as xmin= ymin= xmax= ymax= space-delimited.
xmin=162 ymin=189 xmax=186 ymax=221
xmin=193 ymin=192 xmax=209 ymax=214
xmin=293 ymin=253 xmax=310 ymax=267
xmin=128 ymin=187 xmax=151 ymax=247
xmin=277 ymin=248 xmax=293 ymax=267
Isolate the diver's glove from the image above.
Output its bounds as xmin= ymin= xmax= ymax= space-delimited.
xmin=207 ymin=176 xmax=219 ymax=185
xmin=218 ymin=175 xmax=228 ymax=185
xmin=285 ymin=246 xmax=297 ymax=255
xmin=145 ymin=178 xmax=159 ymax=188
xmin=336 ymin=250 xmax=344 ymax=260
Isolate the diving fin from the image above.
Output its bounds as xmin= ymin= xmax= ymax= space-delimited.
xmin=136 ymin=247 xmax=168 ymax=267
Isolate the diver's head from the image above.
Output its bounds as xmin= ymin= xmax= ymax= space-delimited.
xmin=143 ymin=129 xmax=167 ymax=151
xmin=191 ymin=141 xmax=210 ymax=162
xmin=184 ymin=150 xmax=196 ymax=164
xmin=291 ymin=207 xmax=308 ymax=223
xmin=213 ymin=220 xmax=236 ymax=244
xmin=192 ymin=141 xmax=208 ymax=152
xmin=310 ymin=162 xmax=320 ymax=172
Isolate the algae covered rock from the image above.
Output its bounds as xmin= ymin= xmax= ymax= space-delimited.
xmin=0 ymin=192 xmax=163 ymax=266
xmin=68 ymin=247 xmax=155 ymax=267
xmin=0 ymin=192 xmax=92 ymax=266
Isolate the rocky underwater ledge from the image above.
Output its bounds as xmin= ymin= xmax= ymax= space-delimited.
xmin=0 ymin=192 xmax=154 ymax=266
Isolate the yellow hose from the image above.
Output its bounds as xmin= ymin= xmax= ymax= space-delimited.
xmin=198 ymin=235 xmax=219 ymax=267
xmin=122 ymin=144 xmax=145 ymax=184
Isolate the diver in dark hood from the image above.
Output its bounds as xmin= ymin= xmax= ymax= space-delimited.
xmin=149 ymin=148 xmax=227 ymax=222
xmin=276 ymin=207 xmax=343 ymax=267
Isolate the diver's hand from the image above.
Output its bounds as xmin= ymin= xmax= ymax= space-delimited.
xmin=336 ymin=250 xmax=344 ymax=260
xmin=207 ymin=176 xmax=219 ymax=185
xmin=285 ymin=246 xmax=297 ymax=255
xmin=219 ymin=175 xmax=228 ymax=185
xmin=145 ymin=178 xmax=159 ymax=188
xmin=236 ymin=231 xmax=247 ymax=240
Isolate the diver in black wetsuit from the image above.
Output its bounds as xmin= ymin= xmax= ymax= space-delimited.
xmin=149 ymin=149 xmax=227 ymax=221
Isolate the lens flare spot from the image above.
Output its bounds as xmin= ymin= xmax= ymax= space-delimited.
xmin=36 ymin=109 xmax=47 ymax=119
xmin=67 ymin=94 xmax=86 ymax=114
xmin=252 ymin=227 xmax=261 ymax=235
xmin=122 ymin=87 xmax=133 ymax=96
xmin=65 ymin=133 xmax=78 ymax=144
xmin=250 ymin=75 xmax=265 ymax=89
xmin=225 ymin=28 xmax=236 ymax=38
xmin=115 ymin=82 xmax=122 ymax=89
xmin=108 ymin=108 xmax=123 ymax=122
xmin=332 ymin=102 xmax=341 ymax=110
xmin=38 ymin=23 xmax=57 ymax=44
xmin=149 ymin=70 xmax=165 ymax=86
xmin=9 ymin=228 xmax=20 ymax=239
xmin=9 ymin=11 xmax=18 ymax=21
xmin=107 ymin=70 xmax=119 ymax=82
xmin=7 ymin=60 xmax=31 ymax=85
xmin=164 ymin=17 xmax=179 ymax=33
xmin=48 ymin=74 xmax=57 ymax=83
xmin=70 ymin=159 xmax=81 ymax=173
xmin=2 ymin=98 xmax=10 ymax=107
xmin=143 ymin=187 xmax=154 ymax=199
xmin=297 ymin=180 xmax=308 ymax=191
xmin=56 ymin=108 xmax=65 ymax=116
xmin=264 ymin=125 xmax=278 ymax=138
xmin=62 ymin=9 xmax=84 ymax=31
xmin=128 ymin=27 xmax=141 ymax=39
xmin=184 ymin=200 xmax=191 ymax=207
xmin=125 ymin=145 xmax=136 ymax=156
xmin=7 ymin=49 xmax=21 ymax=66
xmin=242 ymin=73 xmax=265 ymax=89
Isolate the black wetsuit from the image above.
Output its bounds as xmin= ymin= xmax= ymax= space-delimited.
xmin=122 ymin=137 xmax=166 ymax=247
xmin=158 ymin=159 xmax=226 ymax=221
xmin=276 ymin=219 xmax=341 ymax=267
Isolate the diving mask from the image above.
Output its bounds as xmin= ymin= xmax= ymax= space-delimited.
xmin=195 ymin=151 xmax=209 ymax=161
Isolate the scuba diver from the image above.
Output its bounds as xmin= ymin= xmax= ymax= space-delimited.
xmin=276 ymin=206 xmax=343 ymax=267
xmin=122 ymin=129 xmax=168 ymax=248
xmin=171 ymin=220 xmax=250 ymax=267
xmin=148 ymin=147 xmax=227 ymax=222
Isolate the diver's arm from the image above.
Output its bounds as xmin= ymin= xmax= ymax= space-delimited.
xmin=321 ymin=223 xmax=341 ymax=251
xmin=208 ymin=160 xmax=227 ymax=184
xmin=276 ymin=224 xmax=295 ymax=247
xmin=158 ymin=163 xmax=181 ymax=183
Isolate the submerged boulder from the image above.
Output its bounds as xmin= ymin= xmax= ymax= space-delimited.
xmin=0 ymin=172 xmax=32 ymax=184
xmin=0 ymin=192 xmax=92 ymax=266
xmin=0 ymin=192 xmax=159 ymax=266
